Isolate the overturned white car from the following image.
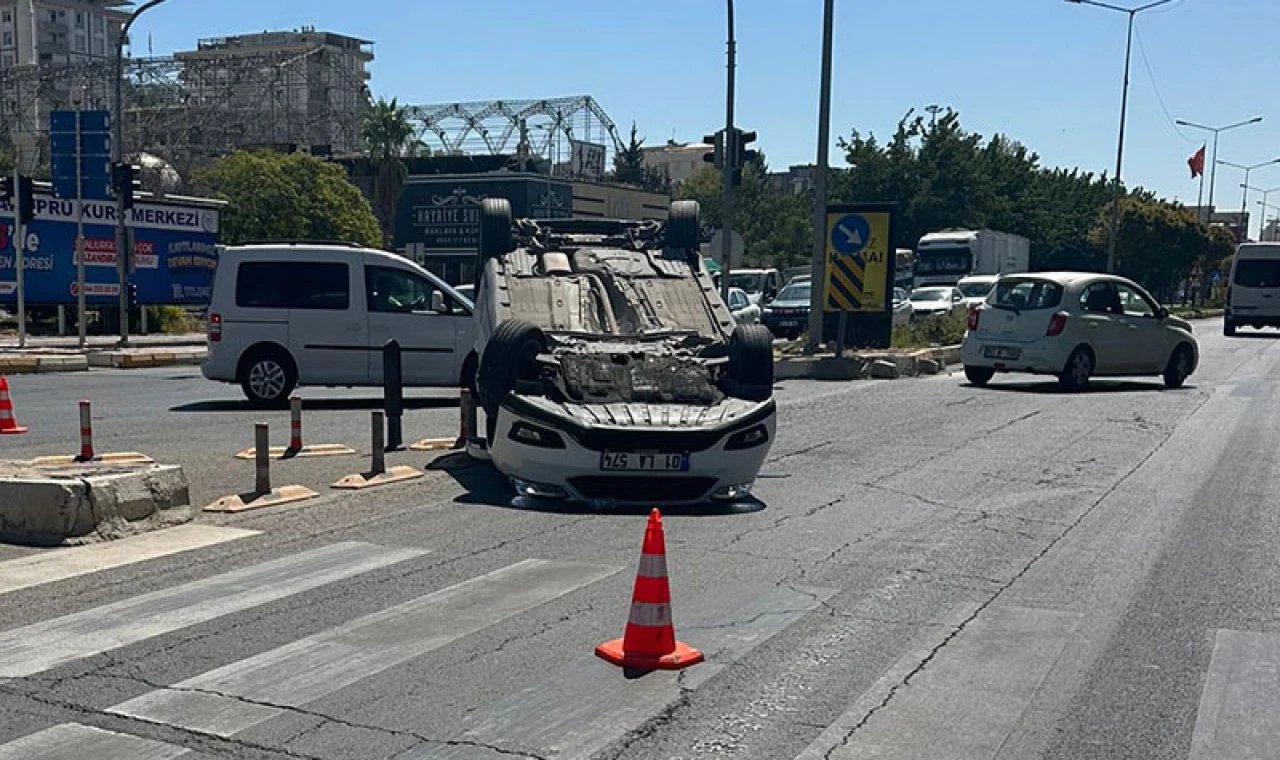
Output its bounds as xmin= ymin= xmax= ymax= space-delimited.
xmin=471 ymin=199 xmax=776 ymax=505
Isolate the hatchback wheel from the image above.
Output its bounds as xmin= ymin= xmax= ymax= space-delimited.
xmin=1163 ymin=345 xmax=1193 ymax=389
xmin=1058 ymin=348 xmax=1093 ymax=391
xmin=964 ymin=366 xmax=995 ymax=387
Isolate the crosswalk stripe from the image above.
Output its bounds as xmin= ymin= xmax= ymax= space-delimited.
xmin=0 ymin=723 xmax=189 ymax=760
xmin=108 ymin=559 xmax=619 ymax=738
xmin=797 ymin=604 xmax=1080 ymax=760
xmin=0 ymin=525 xmax=260 ymax=596
xmin=400 ymin=582 xmax=837 ymax=760
xmin=0 ymin=541 xmax=427 ymax=679
xmin=1189 ymin=628 xmax=1280 ymax=759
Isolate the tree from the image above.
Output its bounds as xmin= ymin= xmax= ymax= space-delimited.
xmin=192 ymin=150 xmax=381 ymax=248
xmin=676 ymin=161 xmax=811 ymax=271
xmin=1088 ymin=197 xmax=1202 ymax=296
xmin=362 ymin=97 xmax=422 ymax=246
xmin=613 ymin=122 xmax=647 ymax=186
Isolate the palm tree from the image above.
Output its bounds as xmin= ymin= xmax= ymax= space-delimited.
xmin=362 ymin=97 xmax=422 ymax=246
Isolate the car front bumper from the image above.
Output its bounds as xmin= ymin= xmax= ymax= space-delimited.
xmin=487 ymin=395 xmax=777 ymax=505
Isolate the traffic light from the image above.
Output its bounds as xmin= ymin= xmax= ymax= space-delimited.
xmin=17 ymin=175 xmax=34 ymax=225
xmin=112 ymin=162 xmax=141 ymax=210
xmin=701 ymin=131 xmax=724 ymax=170
xmin=730 ymin=129 xmax=759 ymax=187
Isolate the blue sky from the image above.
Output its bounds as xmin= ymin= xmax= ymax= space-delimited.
xmin=134 ymin=0 xmax=1280 ymax=234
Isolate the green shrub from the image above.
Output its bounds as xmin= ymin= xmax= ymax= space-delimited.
xmin=892 ymin=310 xmax=968 ymax=349
xmin=146 ymin=305 xmax=199 ymax=334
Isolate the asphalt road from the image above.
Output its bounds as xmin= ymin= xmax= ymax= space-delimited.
xmin=2 ymin=318 xmax=1279 ymax=759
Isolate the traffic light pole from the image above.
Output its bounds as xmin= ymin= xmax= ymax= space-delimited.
xmin=13 ymin=164 xmax=23 ymax=349
xmin=719 ymin=0 xmax=736 ymax=305
xmin=806 ymin=0 xmax=835 ymax=350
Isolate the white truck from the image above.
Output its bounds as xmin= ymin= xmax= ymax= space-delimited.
xmin=913 ymin=229 xmax=1030 ymax=289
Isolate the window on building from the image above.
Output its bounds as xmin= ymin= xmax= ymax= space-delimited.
xmin=74 ymin=34 xmax=86 ymax=52
xmin=48 ymin=10 xmax=57 ymax=24
xmin=74 ymin=11 xmax=84 ymax=28
xmin=2 ymin=32 xmax=11 ymax=47
xmin=94 ymin=16 xmax=104 ymax=32
xmin=2 ymin=54 xmax=12 ymax=68
xmin=2 ymin=10 xmax=11 ymax=23
xmin=91 ymin=37 xmax=102 ymax=56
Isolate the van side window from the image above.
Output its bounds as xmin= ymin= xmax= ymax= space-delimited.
xmin=235 ymin=262 xmax=349 ymax=310
xmin=365 ymin=266 xmax=452 ymax=314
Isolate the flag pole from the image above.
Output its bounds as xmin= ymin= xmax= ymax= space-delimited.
xmin=1197 ymin=148 xmax=1206 ymax=223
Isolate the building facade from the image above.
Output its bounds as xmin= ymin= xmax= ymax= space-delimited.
xmin=642 ymin=140 xmax=712 ymax=188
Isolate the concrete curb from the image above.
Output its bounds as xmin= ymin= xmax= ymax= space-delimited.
xmin=87 ymin=348 xmax=206 ymax=369
xmin=0 ymin=355 xmax=89 ymax=374
xmin=0 ymin=463 xmax=192 ymax=546
xmin=775 ymin=344 xmax=961 ymax=382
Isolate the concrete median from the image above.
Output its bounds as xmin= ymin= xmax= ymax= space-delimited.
xmin=0 ymin=462 xmax=193 ymax=546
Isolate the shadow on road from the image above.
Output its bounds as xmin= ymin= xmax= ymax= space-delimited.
xmin=427 ymin=452 xmax=766 ymax=516
xmin=170 ymin=397 xmax=459 ymax=412
xmin=971 ymin=379 xmax=1186 ymax=395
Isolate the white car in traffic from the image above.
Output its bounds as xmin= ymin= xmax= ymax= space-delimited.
xmin=892 ymin=287 xmax=914 ymax=326
xmin=909 ymin=286 xmax=966 ymax=319
xmin=961 ymin=272 xmax=1198 ymax=390
xmin=727 ymin=286 xmax=762 ymax=325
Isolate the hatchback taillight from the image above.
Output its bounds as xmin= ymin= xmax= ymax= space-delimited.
xmin=967 ymin=306 xmax=981 ymax=332
xmin=209 ymin=312 xmax=222 ymax=342
xmin=1046 ymin=311 xmax=1068 ymax=337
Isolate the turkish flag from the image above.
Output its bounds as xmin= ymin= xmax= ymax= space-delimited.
xmin=1188 ymin=144 xmax=1206 ymax=178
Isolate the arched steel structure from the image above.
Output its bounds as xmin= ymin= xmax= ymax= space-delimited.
xmin=404 ymin=95 xmax=623 ymax=162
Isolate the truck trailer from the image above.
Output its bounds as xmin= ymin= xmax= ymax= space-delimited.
xmin=913 ymin=229 xmax=1030 ymax=289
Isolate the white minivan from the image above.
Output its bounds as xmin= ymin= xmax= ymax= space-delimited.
xmin=1225 ymin=243 xmax=1280 ymax=336
xmin=202 ymin=243 xmax=476 ymax=406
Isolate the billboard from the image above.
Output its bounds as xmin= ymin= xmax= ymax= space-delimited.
xmin=0 ymin=194 xmax=221 ymax=306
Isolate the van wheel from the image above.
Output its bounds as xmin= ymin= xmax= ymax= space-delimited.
xmin=240 ymin=348 xmax=296 ymax=408
xmin=1163 ymin=345 xmax=1194 ymax=389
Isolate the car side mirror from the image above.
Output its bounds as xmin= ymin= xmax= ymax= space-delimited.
xmin=1156 ymin=306 xmax=1169 ymax=320
xmin=430 ymin=291 xmax=446 ymax=313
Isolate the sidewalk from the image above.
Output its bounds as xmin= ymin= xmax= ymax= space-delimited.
xmin=0 ymin=332 xmax=207 ymax=373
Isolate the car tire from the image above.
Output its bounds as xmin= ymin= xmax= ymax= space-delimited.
xmin=964 ymin=366 xmax=995 ymax=387
xmin=666 ymin=200 xmax=701 ymax=251
xmin=727 ymin=324 xmax=774 ymax=401
xmin=478 ymin=198 xmax=514 ymax=260
xmin=1224 ymin=317 xmax=1236 ymax=337
xmin=477 ymin=319 xmax=546 ymax=423
xmin=1163 ymin=344 xmax=1194 ymax=389
xmin=1058 ymin=347 xmax=1093 ymax=391
xmin=239 ymin=347 xmax=296 ymax=408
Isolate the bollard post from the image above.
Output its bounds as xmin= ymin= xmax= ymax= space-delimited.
xmin=75 ymin=400 xmax=94 ymax=462
xmin=254 ymin=422 xmax=271 ymax=495
xmin=383 ymin=339 xmax=403 ymax=451
xmin=287 ymin=394 xmax=303 ymax=454
xmin=459 ymin=388 xmax=476 ymax=445
xmin=371 ymin=410 xmax=386 ymax=475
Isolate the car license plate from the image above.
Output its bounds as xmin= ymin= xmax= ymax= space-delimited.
xmin=983 ymin=345 xmax=1021 ymax=360
xmin=601 ymin=452 xmax=689 ymax=472
xmin=778 ymin=319 xmax=799 ymax=327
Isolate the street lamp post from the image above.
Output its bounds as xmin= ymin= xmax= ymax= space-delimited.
xmin=1175 ymin=116 xmax=1263 ymax=222
xmin=112 ymin=0 xmax=168 ymax=346
xmin=1242 ymin=184 xmax=1280 ymax=240
xmin=806 ymin=0 xmax=835 ymax=348
xmin=1067 ymin=0 xmax=1176 ymax=273
xmin=1258 ymin=200 xmax=1280 ymax=242
xmin=1219 ymin=158 xmax=1280 ymax=242
xmin=718 ymin=0 xmax=736 ymax=304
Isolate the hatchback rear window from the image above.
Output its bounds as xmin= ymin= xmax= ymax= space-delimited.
xmin=235 ymin=261 xmax=350 ymax=310
xmin=992 ymin=279 xmax=1063 ymax=310
xmin=1234 ymin=259 xmax=1280 ymax=288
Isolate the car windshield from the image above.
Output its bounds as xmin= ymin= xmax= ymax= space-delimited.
xmin=1234 ymin=259 xmax=1280 ymax=288
xmin=992 ymin=278 xmax=1064 ymax=310
xmin=958 ymin=282 xmax=995 ymax=299
xmin=910 ymin=289 xmax=950 ymax=302
xmin=775 ymin=283 xmax=810 ymax=302
xmin=730 ymin=273 xmax=765 ymax=292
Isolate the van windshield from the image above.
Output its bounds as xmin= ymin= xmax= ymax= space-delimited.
xmin=1234 ymin=259 xmax=1280 ymax=288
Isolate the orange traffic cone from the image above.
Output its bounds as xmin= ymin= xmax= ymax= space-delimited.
xmin=0 ymin=376 xmax=26 ymax=435
xmin=596 ymin=508 xmax=703 ymax=671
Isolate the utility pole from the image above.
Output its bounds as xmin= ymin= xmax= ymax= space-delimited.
xmin=806 ymin=0 xmax=835 ymax=349
xmin=719 ymin=0 xmax=736 ymax=304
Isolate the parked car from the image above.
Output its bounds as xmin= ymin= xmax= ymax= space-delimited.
xmin=728 ymin=287 xmax=762 ymax=325
xmin=892 ymin=287 xmax=914 ymax=326
xmin=957 ymin=274 xmax=1000 ymax=309
xmin=908 ymin=286 xmax=966 ymax=319
xmin=470 ymin=199 xmax=776 ymax=505
xmin=1225 ymin=242 xmax=1280 ymax=336
xmin=961 ymin=272 xmax=1198 ymax=390
xmin=762 ymin=280 xmax=812 ymax=339
xmin=202 ymin=242 xmax=476 ymax=406
xmin=728 ymin=268 xmax=782 ymax=305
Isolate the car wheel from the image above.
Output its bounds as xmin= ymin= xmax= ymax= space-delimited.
xmin=964 ymin=366 xmax=995 ymax=387
xmin=478 ymin=198 xmax=514 ymax=261
xmin=666 ymin=200 xmax=701 ymax=252
xmin=1224 ymin=318 xmax=1236 ymax=337
xmin=1058 ymin=347 xmax=1093 ymax=391
xmin=727 ymin=324 xmax=774 ymax=401
xmin=240 ymin=347 xmax=296 ymax=408
xmin=477 ymin=319 xmax=546 ymax=421
xmin=1163 ymin=345 xmax=1194 ymax=389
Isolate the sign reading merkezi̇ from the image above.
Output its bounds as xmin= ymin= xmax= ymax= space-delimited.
xmin=0 ymin=193 xmax=222 ymax=305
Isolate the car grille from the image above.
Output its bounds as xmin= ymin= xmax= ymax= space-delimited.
xmin=568 ymin=476 xmax=717 ymax=503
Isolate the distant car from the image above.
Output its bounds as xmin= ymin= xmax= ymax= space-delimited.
xmin=727 ymin=287 xmax=761 ymax=325
xmin=908 ymin=286 xmax=966 ymax=319
xmin=961 ymin=272 xmax=1198 ymax=390
xmin=892 ymin=287 xmax=914 ymax=326
xmin=728 ymin=268 xmax=782 ymax=305
xmin=762 ymin=280 xmax=812 ymax=339
xmin=956 ymin=274 xmax=1000 ymax=309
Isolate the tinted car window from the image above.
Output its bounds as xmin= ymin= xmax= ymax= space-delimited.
xmin=993 ymin=279 xmax=1064 ymax=310
xmin=1234 ymin=259 xmax=1280 ymax=287
xmin=365 ymin=265 xmax=458 ymax=315
xmin=235 ymin=261 xmax=349 ymax=310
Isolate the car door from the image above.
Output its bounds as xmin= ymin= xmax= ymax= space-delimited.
xmin=1076 ymin=281 xmax=1127 ymax=374
xmin=274 ymin=259 xmax=369 ymax=385
xmin=365 ymin=263 xmax=469 ymax=386
xmin=1113 ymin=283 xmax=1171 ymax=372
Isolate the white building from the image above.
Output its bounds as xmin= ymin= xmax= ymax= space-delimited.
xmin=642 ymin=140 xmax=712 ymax=188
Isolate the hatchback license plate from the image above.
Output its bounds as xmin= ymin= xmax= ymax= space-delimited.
xmin=778 ymin=320 xmax=800 ymax=327
xmin=601 ymin=452 xmax=689 ymax=472
xmin=984 ymin=345 xmax=1021 ymax=360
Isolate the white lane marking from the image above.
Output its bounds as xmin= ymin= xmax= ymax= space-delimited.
xmin=0 ymin=723 xmax=190 ymax=760
xmin=0 ymin=525 xmax=260 ymax=596
xmin=0 ymin=541 xmax=427 ymax=678
xmin=109 ymin=559 xmax=619 ymax=738
xmin=1189 ymin=628 xmax=1280 ymax=759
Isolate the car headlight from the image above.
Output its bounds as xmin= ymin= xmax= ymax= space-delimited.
xmin=508 ymin=421 xmax=566 ymax=449
xmin=725 ymin=423 xmax=770 ymax=451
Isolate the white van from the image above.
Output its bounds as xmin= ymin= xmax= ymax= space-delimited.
xmin=1225 ymin=243 xmax=1280 ymax=336
xmin=202 ymin=243 xmax=476 ymax=406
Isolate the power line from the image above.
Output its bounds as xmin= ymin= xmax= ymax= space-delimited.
xmin=1133 ymin=23 xmax=1197 ymax=144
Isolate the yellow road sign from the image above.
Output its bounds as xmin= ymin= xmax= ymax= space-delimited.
xmin=824 ymin=210 xmax=892 ymax=313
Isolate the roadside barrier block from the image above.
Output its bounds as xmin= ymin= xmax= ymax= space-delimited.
xmin=331 ymin=466 xmax=423 ymax=490
xmin=204 ymin=484 xmax=318 ymax=513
